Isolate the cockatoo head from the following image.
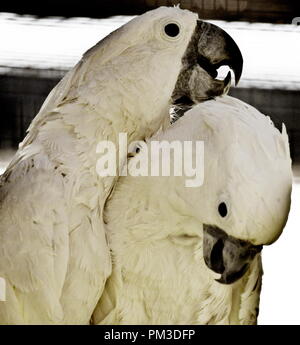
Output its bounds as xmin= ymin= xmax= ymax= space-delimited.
xmin=75 ymin=7 xmax=242 ymax=129
xmin=148 ymin=96 xmax=292 ymax=284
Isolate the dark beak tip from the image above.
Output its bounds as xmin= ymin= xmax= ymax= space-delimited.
xmin=215 ymin=275 xmax=239 ymax=285
xmin=222 ymin=26 xmax=243 ymax=85
xmin=224 ymin=71 xmax=231 ymax=88
xmin=232 ymin=61 xmax=243 ymax=86
xmin=222 ymin=28 xmax=243 ymax=86
xmin=215 ymin=278 xmax=227 ymax=285
xmin=215 ymin=277 xmax=236 ymax=285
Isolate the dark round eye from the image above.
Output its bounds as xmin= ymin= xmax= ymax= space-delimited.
xmin=135 ymin=147 xmax=140 ymax=153
xmin=218 ymin=202 xmax=228 ymax=218
xmin=164 ymin=23 xmax=180 ymax=37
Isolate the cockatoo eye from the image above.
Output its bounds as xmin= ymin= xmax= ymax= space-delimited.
xmin=127 ymin=142 xmax=143 ymax=158
xmin=218 ymin=202 xmax=228 ymax=218
xmin=164 ymin=23 xmax=180 ymax=37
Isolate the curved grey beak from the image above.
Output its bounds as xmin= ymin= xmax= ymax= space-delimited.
xmin=172 ymin=20 xmax=243 ymax=109
xmin=203 ymin=225 xmax=262 ymax=284
xmin=196 ymin=21 xmax=243 ymax=85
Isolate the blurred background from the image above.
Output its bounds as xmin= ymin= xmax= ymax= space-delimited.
xmin=0 ymin=0 xmax=299 ymax=324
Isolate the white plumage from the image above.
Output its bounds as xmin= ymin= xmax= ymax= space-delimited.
xmin=92 ymin=95 xmax=292 ymax=325
xmin=0 ymin=7 xmax=243 ymax=324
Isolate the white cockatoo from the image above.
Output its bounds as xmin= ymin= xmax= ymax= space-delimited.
xmin=0 ymin=7 xmax=243 ymax=324
xmin=92 ymin=96 xmax=292 ymax=325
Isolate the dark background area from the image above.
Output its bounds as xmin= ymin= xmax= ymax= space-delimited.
xmin=1 ymin=75 xmax=299 ymax=160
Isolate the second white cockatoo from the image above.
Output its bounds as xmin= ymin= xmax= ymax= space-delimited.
xmin=0 ymin=7 xmax=243 ymax=324
xmin=92 ymin=95 xmax=292 ymax=325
